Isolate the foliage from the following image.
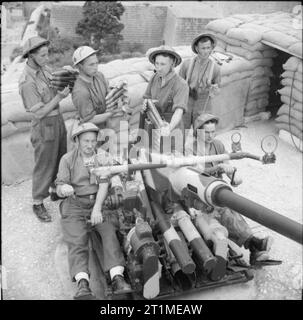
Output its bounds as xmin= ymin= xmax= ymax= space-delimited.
xmin=75 ymin=1 xmax=125 ymax=54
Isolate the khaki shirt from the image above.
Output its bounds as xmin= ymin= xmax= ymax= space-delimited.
xmin=72 ymin=71 xmax=109 ymax=123
xmin=143 ymin=71 xmax=189 ymax=115
xmin=179 ymin=56 xmax=221 ymax=91
xmin=19 ymin=63 xmax=58 ymax=123
xmin=55 ymin=147 xmax=120 ymax=196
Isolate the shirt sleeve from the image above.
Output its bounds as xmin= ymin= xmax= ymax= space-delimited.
xmin=212 ymin=63 xmax=221 ymax=86
xmin=72 ymin=87 xmax=96 ymax=122
xmin=55 ymin=156 xmax=71 ymax=186
xmin=172 ymin=79 xmax=189 ymax=113
xmin=178 ymin=61 xmax=187 ymax=80
xmin=19 ymin=81 xmax=44 ymax=112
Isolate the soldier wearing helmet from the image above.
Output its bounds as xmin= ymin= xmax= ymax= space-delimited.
xmin=187 ymin=113 xmax=274 ymax=265
xmin=55 ymin=122 xmax=131 ymax=299
xmin=19 ymin=36 xmax=70 ymax=222
xmin=143 ymin=45 xmax=189 ymax=149
xmin=179 ymin=33 xmax=221 ymax=130
xmin=71 ymin=46 xmax=117 ymax=130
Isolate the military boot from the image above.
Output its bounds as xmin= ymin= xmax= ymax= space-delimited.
xmin=33 ymin=203 xmax=52 ymax=222
xmin=112 ymin=275 xmax=132 ymax=295
xmin=246 ymin=235 xmax=273 ymax=265
xmin=74 ymin=279 xmax=95 ymax=300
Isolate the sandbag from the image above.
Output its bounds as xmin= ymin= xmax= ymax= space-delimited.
xmin=220 ymin=70 xmax=253 ymax=86
xmin=215 ymin=39 xmax=227 ymax=50
xmin=238 ymin=23 xmax=272 ymax=34
xmin=226 ymin=28 xmax=262 ymax=45
xmin=1 ymin=122 xmax=18 ymax=138
xmin=1 ymin=112 xmax=8 ymax=126
xmin=281 ymin=78 xmax=302 ymax=93
xmin=277 ymin=104 xmax=303 ymax=121
xmin=257 ymin=97 xmax=269 ymax=109
xmin=109 ymin=73 xmax=149 ymax=88
xmin=275 ymin=114 xmax=303 ymax=134
xmin=250 ymin=77 xmax=270 ymax=90
xmin=281 ymin=71 xmax=303 ymax=82
xmin=262 ymin=49 xmax=278 ymax=58
xmin=128 ymin=82 xmax=148 ymax=109
xmin=249 ymin=84 xmax=270 ymax=96
xmin=278 ymin=86 xmax=303 ymax=103
xmin=288 ymin=42 xmax=302 ymax=58
xmin=206 ymin=19 xmax=238 ymax=35
xmin=14 ymin=121 xmax=31 ymax=133
xmin=247 ymin=92 xmax=269 ymax=102
xmin=279 ymin=129 xmax=303 ymax=152
xmin=276 ymin=114 xmax=303 ymax=132
xmin=275 ymin=122 xmax=302 ymax=141
xmin=245 ymin=108 xmax=265 ymax=117
xmin=220 ymin=57 xmax=253 ymax=76
xmin=250 ymin=58 xmax=273 ymax=68
xmin=283 ymin=57 xmax=302 ymax=72
xmin=262 ymin=31 xmax=298 ymax=49
xmin=226 ymin=45 xmax=263 ymax=60
xmin=213 ymin=32 xmax=242 ymax=47
xmin=280 ymin=95 xmax=302 ymax=111
xmin=241 ymin=42 xmax=268 ymax=52
xmin=1 ymin=98 xmax=29 ymax=123
xmin=245 ymin=99 xmax=257 ymax=111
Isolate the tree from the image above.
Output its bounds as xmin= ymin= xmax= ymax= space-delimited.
xmin=75 ymin=1 xmax=125 ymax=54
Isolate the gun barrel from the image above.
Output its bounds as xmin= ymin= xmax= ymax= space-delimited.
xmin=212 ymin=187 xmax=303 ymax=245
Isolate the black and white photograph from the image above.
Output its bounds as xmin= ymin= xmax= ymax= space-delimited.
xmin=1 ymin=0 xmax=302 ymax=308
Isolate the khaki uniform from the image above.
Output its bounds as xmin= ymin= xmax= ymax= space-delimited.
xmin=19 ymin=63 xmax=67 ymax=202
xmin=55 ymin=148 xmax=125 ymax=280
xmin=72 ymin=72 xmax=109 ymax=130
xmin=179 ymin=57 xmax=221 ymax=129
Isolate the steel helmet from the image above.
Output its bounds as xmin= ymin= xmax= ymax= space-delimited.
xmin=193 ymin=113 xmax=219 ymax=132
xmin=22 ymin=36 xmax=50 ymax=58
xmin=72 ymin=46 xmax=98 ymax=66
xmin=71 ymin=122 xmax=100 ymax=141
xmin=191 ymin=33 xmax=217 ymax=54
xmin=146 ymin=45 xmax=182 ymax=67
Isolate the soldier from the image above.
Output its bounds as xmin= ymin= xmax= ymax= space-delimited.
xmin=143 ymin=45 xmax=189 ymax=150
xmin=19 ymin=36 xmax=69 ymax=222
xmin=188 ymin=113 xmax=273 ymax=265
xmin=71 ymin=46 xmax=118 ymax=129
xmin=179 ymin=33 xmax=221 ymax=130
xmin=55 ymin=122 xmax=131 ymax=300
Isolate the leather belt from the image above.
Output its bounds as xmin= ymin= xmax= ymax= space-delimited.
xmin=76 ymin=194 xmax=96 ymax=200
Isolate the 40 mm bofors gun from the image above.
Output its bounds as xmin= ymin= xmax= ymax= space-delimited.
xmin=89 ymin=143 xmax=302 ymax=300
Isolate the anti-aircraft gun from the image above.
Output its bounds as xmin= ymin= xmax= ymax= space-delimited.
xmin=89 ymin=147 xmax=302 ymax=300
xmin=86 ymin=99 xmax=302 ymax=300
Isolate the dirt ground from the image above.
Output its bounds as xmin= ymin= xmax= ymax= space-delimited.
xmin=1 ymin=119 xmax=302 ymax=300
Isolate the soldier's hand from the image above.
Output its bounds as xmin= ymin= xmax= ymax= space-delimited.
xmin=231 ymin=174 xmax=243 ymax=187
xmin=91 ymin=207 xmax=103 ymax=226
xmin=59 ymin=184 xmax=74 ymax=197
xmin=218 ymin=163 xmax=235 ymax=176
xmin=57 ymin=86 xmax=70 ymax=99
xmin=160 ymin=122 xmax=170 ymax=136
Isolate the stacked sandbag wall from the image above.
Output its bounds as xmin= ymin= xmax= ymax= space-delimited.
xmin=206 ymin=11 xmax=302 ymax=117
xmin=276 ymin=56 xmax=303 ymax=148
